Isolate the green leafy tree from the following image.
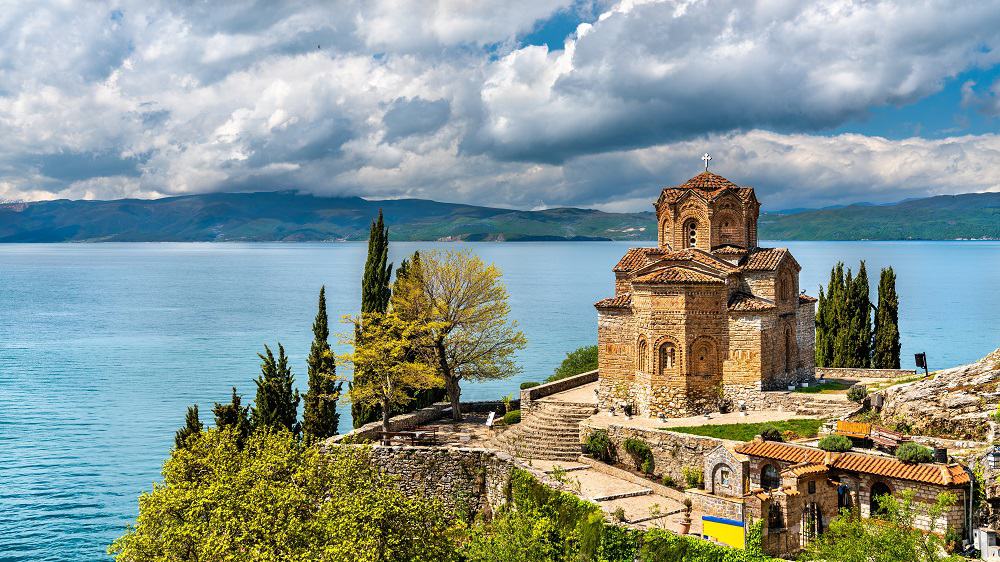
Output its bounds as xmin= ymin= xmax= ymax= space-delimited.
xmin=547 ymin=345 xmax=598 ymax=382
xmin=873 ymin=266 xmax=901 ymax=369
xmin=343 ymin=312 xmax=443 ymax=432
xmin=849 ymin=261 xmax=873 ymax=367
xmin=353 ymin=210 xmax=394 ymax=428
xmin=815 ymin=286 xmax=829 ymax=367
xmin=391 ymin=252 xmax=446 ymax=414
xmin=212 ymin=387 xmax=250 ymax=448
xmin=461 ymin=507 xmax=559 ymax=562
xmin=251 ymin=343 xmax=300 ymax=435
xmin=109 ymin=429 xmax=459 ymax=561
xmin=803 ymin=491 xmax=961 ymax=562
xmin=174 ymin=404 xmax=202 ymax=449
xmin=302 ymin=286 xmax=343 ymax=442
xmin=392 ymin=249 xmax=527 ymax=420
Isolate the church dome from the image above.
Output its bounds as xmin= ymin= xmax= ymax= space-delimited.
xmin=673 ymin=171 xmax=739 ymax=191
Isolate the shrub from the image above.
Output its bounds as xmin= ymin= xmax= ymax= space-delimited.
xmin=519 ymin=381 xmax=540 ymax=390
xmin=847 ymin=384 xmax=868 ymax=403
xmin=682 ymin=466 xmax=704 ymax=489
xmin=661 ymin=474 xmax=676 ymax=488
xmin=585 ymin=429 xmax=615 ymax=463
xmin=623 ymin=437 xmax=654 ymax=474
xmin=896 ymin=442 xmax=934 ymax=463
xmin=760 ymin=425 xmax=783 ymax=442
xmin=612 ymin=507 xmax=626 ymax=522
xmin=818 ymin=434 xmax=852 ymax=452
xmin=503 ymin=410 xmax=521 ymax=425
xmin=547 ymin=345 xmax=598 ymax=382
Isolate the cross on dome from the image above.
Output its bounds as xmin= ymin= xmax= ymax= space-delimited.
xmin=702 ymin=152 xmax=712 ymax=171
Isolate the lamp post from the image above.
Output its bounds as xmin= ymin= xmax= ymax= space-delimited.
xmin=915 ymin=352 xmax=929 ymax=378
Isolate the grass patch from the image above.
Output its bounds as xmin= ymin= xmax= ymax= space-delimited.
xmin=663 ymin=419 xmax=824 ymax=441
xmin=793 ymin=381 xmax=851 ymax=394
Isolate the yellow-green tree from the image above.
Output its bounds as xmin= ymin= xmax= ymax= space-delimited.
xmin=342 ymin=311 xmax=442 ymax=432
xmin=392 ymin=250 xmax=526 ymax=420
xmin=108 ymin=429 xmax=459 ymax=561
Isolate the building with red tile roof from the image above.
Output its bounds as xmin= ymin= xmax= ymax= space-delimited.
xmin=595 ymin=162 xmax=817 ymax=417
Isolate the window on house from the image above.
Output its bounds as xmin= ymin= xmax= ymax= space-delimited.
xmin=685 ymin=220 xmax=698 ymax=248
xmin=761 ymin=464 xmax=781 ymax=490
xmin=808 ymin=480 xmax=816 ymax=495
xmin=659 ymin=342 xmax=676 ymax=375
xmin=721 ymin=469 xmax=730 ymax=486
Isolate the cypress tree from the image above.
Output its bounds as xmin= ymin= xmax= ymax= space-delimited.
xmin=251 ymin=343 xmax=301 ymax=435
xmin=174 ymin=404 xmax=202 ymax=449
xmin=213 ymin=387 xmax=250 ymax=448
xmin=832 ymin=267 xmax=854 ymax=367
xmin=361 ymin=210 xmax=393 ymax=315
xmin=815 ymin=286 xmax=828 ymax=368
xmin=353 ymin=211 xmax=394 ymax=427
xmin=872 ymin=267 xmax=901 ymax=368
xmin=302 ymin=286 xmax=342 ymax=442
xmin=851 ymin=261 xmax=872 ymax=368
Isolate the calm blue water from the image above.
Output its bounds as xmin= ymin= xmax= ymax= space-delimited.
xmin=1 ymin=240 xmax=997 ymax=560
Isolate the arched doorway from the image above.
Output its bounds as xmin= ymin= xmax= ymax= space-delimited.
xmin=870 ymin=482 xmax=892 ymax=518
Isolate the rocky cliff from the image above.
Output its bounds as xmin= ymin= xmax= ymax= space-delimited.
xmin=879 ymin=348 xmax=1000 ymax=440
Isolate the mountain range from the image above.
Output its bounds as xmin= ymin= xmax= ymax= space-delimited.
xmin=0 ymin=190 xmax=997 ymax=242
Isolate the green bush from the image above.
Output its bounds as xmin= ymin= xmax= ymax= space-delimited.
xmin=585 ymin=429 xmax=616 ymax=463
xmin=547 ymin=345 xmax=598 ymax=382
xmin=640 ymin=523 xmax=773 ymax=562
xmin=503 ymin=410 xmax=521 ymax=425
xmin=661 ymin=474 xmax=677 ymax=488
xmin=519 ymin=381 xmax=540 ymax=390
xmin=847 ymin=384 xmax=868 ymax=403
xmin=682 ymin=466 xmax=704 ymax=489
xmin=623 ymin=437 xmax=654 ymax=474
xmin=896 ymin=442 xmax=934 ymax=463
xmin=818 ymin=434 xmax=852 ymax=452
xmin=759 ymin=425 xmax=783 ymax=442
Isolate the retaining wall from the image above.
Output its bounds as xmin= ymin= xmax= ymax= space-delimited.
xmin=520 ymin=370 xmax=598 ymax=415
xmin=332 ymin=399 xmax=514 ymax=443
xmin=816 ymin=367 xmax=916 ymax=379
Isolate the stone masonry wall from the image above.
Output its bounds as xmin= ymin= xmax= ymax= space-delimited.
xmin=520 ymin=370 xmax=598 ymax=415
xmin=816 ymin=367 xmax=917 ymax=379
xmin=366 ymin=445 xmax=516 ymax=518
xmin=580 ymin=419 xmax=733 ymax=486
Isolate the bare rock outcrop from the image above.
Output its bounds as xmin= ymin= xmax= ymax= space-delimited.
xmin=878 ymin=347 xmax=1000 ymax=440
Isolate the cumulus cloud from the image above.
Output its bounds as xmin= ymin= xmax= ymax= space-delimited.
xmin=0 ymin=0 xmax=999 ymax=211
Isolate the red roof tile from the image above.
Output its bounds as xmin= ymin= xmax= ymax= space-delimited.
xmin=799 ymin=294 xmax=818 ymax=304
xmin=632 ymin=267 xmax=725 ymax=285
xmin=741 ymin=247 xmax=798 ymax=271
xmin=728 ymin=292 xmax=775 ymax=312
xmin=595 ymin=293 xmax=632 ymax=309
xmin=613 ymin=248 xmax=665 ymax=272
xmin=734 ymin=440 xmax=970 ymax=487
xmin=713 ymin=244 xmax=748 ymax=256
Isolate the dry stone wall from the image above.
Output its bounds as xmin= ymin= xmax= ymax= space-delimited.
xmin=816 ymin=367 xmax=917 ymax=379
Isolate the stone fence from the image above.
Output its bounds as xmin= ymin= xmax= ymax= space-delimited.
xmin=580 ymin=419 xmax=735 ymax=487
xmin=816 ymin=367 xmax=917 ymax=379
xmin=520 ymin=369 xmax=599 ymax=414
xmin=331 ymin=399 xmax=515 ymax=443
xmin=364 ymin=445 xmax=516 ymax=517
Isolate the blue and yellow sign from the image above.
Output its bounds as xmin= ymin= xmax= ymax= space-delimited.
xmin=701 ymin=515 xmax=745 ymax=549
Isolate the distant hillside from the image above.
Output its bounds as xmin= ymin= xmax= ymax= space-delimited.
xmin=759 ymin=192 xmax=1000 ymax=240
xmin=0 ymin=190 xmax=996 ymax=242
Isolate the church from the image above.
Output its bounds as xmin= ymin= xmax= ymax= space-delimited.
xmin=595 ymin=157 xmax=816 ymax=418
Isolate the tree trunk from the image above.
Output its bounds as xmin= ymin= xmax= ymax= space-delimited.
xmin=435 ymin=338 xmax=461 ymax=420
xmin=381 ymin=397 xmax=391 ymax=434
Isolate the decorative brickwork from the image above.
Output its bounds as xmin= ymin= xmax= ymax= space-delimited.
xmin=596 ymin=171 xmax=815 ymax=418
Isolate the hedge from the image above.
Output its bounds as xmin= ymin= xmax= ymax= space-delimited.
xmin=503 ymin=410 xmax=521 ymax=425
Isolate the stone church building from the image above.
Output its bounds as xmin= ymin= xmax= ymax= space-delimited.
xmin=595 ymin=165 xmax=816 ymax=418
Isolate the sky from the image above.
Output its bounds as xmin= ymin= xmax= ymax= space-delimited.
xmin=2 ymin=0 xmax=1000 ymax=212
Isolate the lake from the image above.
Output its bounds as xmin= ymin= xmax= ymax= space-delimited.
xmin=1 ymin=240 xmax=998 ymax=560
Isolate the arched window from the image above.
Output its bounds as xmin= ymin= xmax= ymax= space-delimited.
xmin=692 ymin=339 xmax=716 ymax=376
xmin=761 ymin=464 xmax=781 ymax=490
xmin=637 ymin=338 xmax=648 ymax=373
xmin=870 ymin=482 xmax=892 ymax=518
xmin=718 ymin=212 xmax=741 ymax=245
xmin=684 ymin=220 xmax=698 ymax=248
xmin=767 ymin=503 xmax=785 ymax=530
xmin=659 ymin=342 xmax=676 ymax=375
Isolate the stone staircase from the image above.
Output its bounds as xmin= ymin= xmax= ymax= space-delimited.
xmin=491 ymin=400 xmax=597 ymax=461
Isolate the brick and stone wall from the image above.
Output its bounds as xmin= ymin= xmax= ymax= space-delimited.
xmin=332 ymin=400 xmax=514 ymax=443
xmin=688 ymin=488 xmax=744 ymax=521
xmin=520 ymin=370 xmax=598 ymax=415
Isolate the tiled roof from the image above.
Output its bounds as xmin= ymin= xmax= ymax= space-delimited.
xmin=734 ymin=440 xmax=970 ymax=487
xmin=784 ymin=462 xmax=828 ymax=477
xmin=741 ymin=247 xmax=797 ymax=271
xmin=728 ymin=292 xmax=775 ymax=312
xmin=632 ymin=267 xmax=725 ymax=285
xmin=613 ymin=248 xmax=665 ymax=272
xmin=676 ymin=171 xmax=740 ymax=191
xmin=713 ymin=244 xmax=748 ymax=256
xmin=657 ymin=185 xmax=755 ymax=206
xmin=798 ymin=294 xmax=818 ymax=304
xmin=594 ymin=293 xmax=632 ymax=309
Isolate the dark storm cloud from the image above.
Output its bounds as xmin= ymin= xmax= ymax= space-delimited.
xmin=382 ymin=98 xmax=451 ymax=141
xmin=35 ymin=151 xmax=144 ymax=182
